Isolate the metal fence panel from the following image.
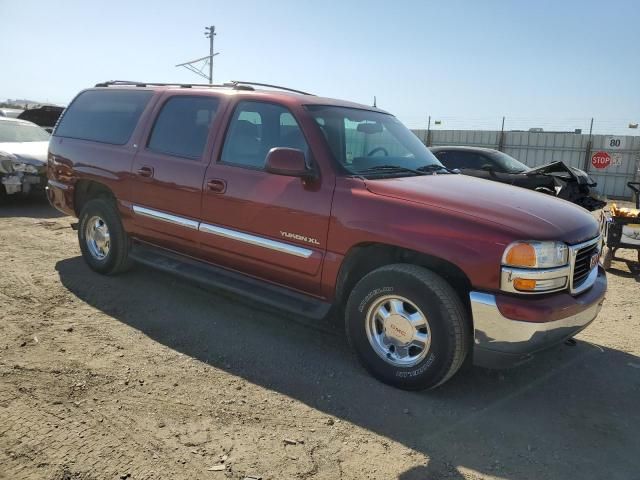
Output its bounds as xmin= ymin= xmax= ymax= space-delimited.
xmin=413 ymin=129 xmax=640 ymax=199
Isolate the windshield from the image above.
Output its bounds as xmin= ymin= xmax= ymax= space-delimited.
xmin=0 ymin=121 xmax=50 ymax=143
xmin=490 ymin=151 xmax=530 ymax=173
xmin=306 ymin=105 xmax=442 ymax=176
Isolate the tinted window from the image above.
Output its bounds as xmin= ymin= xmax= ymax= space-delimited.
xmin=221 ymin=101 xmax=309 ymax=169
xmin=435 ymin=151 xmax=488 ymax=170
xmin=147 ymin=96 xmax=220 ymax=159
xmin=55 ymin=90 xmax=153 ymax=145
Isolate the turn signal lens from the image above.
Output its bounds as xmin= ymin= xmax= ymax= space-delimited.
xmin=504 ymin=243 xmax=536 ymax=268
xmin=513 ymin=278 xmax=537 ymax=291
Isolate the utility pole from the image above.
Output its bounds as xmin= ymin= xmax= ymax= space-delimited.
xmin=583 ymin=117 xmax=594 ymax=171
xmin=176 ymin=25 xmax=220 ymax=84
xmin=205 ymin=25 xmax=215 ymax=84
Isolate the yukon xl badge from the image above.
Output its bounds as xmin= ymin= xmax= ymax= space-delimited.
xmin=280 ymin=231 xmax=320 ymax=245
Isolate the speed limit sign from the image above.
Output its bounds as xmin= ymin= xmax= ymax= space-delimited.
xmin=604 ymin=136 xmax=625 ymax=150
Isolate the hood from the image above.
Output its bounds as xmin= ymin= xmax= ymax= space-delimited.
xmin=364 ymin=174 xmax=599 ymax=245
xmin=0 ymin=141 xmax=49 ymax=166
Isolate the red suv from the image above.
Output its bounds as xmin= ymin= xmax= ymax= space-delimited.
xmin=47 ymin=81 xmax=606 ymax=390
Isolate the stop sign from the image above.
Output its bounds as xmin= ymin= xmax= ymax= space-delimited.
xmin=591 ymin=151 xmax=611 ymax=169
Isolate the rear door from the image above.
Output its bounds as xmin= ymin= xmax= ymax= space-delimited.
xmin=198 ymin=100 xmax=334 ymax=295
xmin=129 ymin=92 xmax=224 ymax=256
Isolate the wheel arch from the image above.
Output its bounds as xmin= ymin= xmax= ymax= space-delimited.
xmin=74 ymin=180 xmax=116 ymax=216
xmin=335 ymin=243 xmax=473 ymax=314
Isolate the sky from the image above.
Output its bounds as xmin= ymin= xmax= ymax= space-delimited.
xmin=1 ymin=0 xmax=639 ymax=134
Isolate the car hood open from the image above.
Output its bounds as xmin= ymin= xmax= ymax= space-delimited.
xmin=364 ymin=174 xmax=600 ymax=245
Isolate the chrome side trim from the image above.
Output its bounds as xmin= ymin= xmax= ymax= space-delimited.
xmin=48 ymin=179 xmax=69 ymax=191
xmin=568 ymin=236 xmax=601 ymax=295
xmin=470 ymin=290 xmax=603 ymax=354
xmin=132 ymin=205 xmax=199 ymax=230
xmin=199 ymin=223 xmax=313 ymax=258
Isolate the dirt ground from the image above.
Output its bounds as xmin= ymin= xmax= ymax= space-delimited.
xmin=1 ymin=198 xmax=639 ymax=480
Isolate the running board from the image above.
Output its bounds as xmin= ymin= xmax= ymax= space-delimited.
xmin=129 ymin=243 xmax=332 ymax=320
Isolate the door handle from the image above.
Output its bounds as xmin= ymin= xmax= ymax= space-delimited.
xmin=206 ymin=179 xmax=227 ymax=194
xmin=136 ymin=166 xmax=154 ymax=178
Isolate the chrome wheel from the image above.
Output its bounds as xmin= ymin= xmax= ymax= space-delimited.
xmin=85 ymin=215 xmax=110 ymax=260
xmin=365 ymin=295 xmax=431 ymax=367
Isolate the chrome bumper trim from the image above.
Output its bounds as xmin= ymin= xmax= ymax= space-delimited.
xmin=470 ymin=291 xmax=603 ymax=356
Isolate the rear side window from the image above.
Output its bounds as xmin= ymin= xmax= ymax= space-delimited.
xmin=147 ymin=96 xmax=220 ymax=159
xmin=55 ymin=90 xmax=153 ymax=145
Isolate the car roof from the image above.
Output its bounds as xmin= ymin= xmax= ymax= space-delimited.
xmin=87 ymin=82 xmax=390 ymax=115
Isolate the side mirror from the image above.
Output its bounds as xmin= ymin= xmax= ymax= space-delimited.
xmin=265 ymin=147 xmax=316 ymax=180
xmin=481 ymin=164 xmax=494 ymax=172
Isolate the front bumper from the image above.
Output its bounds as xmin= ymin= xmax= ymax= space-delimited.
xmin=470 ymin=265 xmax=607 ymax=368
xmin=1 ymin=172 xmax=45 ymax=195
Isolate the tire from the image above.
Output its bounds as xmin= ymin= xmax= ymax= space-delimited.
xmin=78 ymin=197 xmax=132 ymax=275
xmin=345 ymin=264 xmax=470 ymax=390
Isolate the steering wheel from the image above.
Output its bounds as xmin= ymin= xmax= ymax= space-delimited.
xmin=367 ymin=147 xmax=389 ymax=157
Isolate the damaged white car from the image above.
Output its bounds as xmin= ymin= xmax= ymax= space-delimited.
xmin=0 ymin=117 xmax=50 ymax=198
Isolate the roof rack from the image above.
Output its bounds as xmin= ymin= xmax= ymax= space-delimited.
xmin=227 ymin=81 xmax=313 ymax=96
xmin=94 ymin=80 xmax=314 ymax=95
xmin=94 ymin=80 xmax=228 ymax=89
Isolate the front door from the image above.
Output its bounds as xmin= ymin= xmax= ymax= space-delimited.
xmin=129 ymin=93 xmax=223 ymax=256
xmin=199 ymin=100 xmax=334 ymax=295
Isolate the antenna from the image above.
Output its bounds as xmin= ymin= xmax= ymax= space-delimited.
xmin=176 ymin=25 xmax=220 ymax=84
xmin=373 ymin=96 xmax=377 ymax=107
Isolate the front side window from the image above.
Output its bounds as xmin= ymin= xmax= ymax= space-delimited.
xmin=221 ymin=101 xmax=309 ymax=169
xmin=306 ymin=105 xmax=442 ymax=177
xmin=55 ymin=89 xmax=153 ymax=145
xmin=147 ymin=96 xmax=220 ymax=159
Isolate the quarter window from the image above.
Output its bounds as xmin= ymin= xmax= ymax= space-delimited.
xmin=221 ymin=101 xmax=309 ymax=169
xmin=147 ymin=96 xmax=220 ymax=159
xmin=54 ymin=89 xmax=153 ymax=145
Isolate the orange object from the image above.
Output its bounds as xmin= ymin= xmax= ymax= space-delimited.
xmin=505 ymin=243 xmax=537 ymax=267
xmin=513 ymin=278 xmax=537 ymax=291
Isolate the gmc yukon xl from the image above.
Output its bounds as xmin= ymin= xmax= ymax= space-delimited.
xmin=47 ymin=81 xmax=607 ymax=390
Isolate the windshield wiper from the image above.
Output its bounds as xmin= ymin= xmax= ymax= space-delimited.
xmin=354 ymin=165 xmax=428 ymax=176
xmin=417 ymin=164 xmax=458 ymax=174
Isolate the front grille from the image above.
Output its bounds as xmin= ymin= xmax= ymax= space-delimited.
xmin=573 ymin=242 xmax=599 ymax=287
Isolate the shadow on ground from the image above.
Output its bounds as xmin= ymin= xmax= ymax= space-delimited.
xmin=56 ymin=256 xmax=640 ymax=480
xmin=0 ymin=195 xmax=65 ymax=218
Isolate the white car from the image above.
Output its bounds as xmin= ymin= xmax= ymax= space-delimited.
xmin=0 ymin=117 xmax=50 ymax=198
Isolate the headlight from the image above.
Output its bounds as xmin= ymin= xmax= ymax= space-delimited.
xmin=0 ymin=151 xmax=16 ymax=174
xmin=502 ymin=241 xmax=568 ymax=269
xmin=501 ymin=241 xmax=570 ymax=294
xmin=12 ymin=162 xmax=39 ymax=174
